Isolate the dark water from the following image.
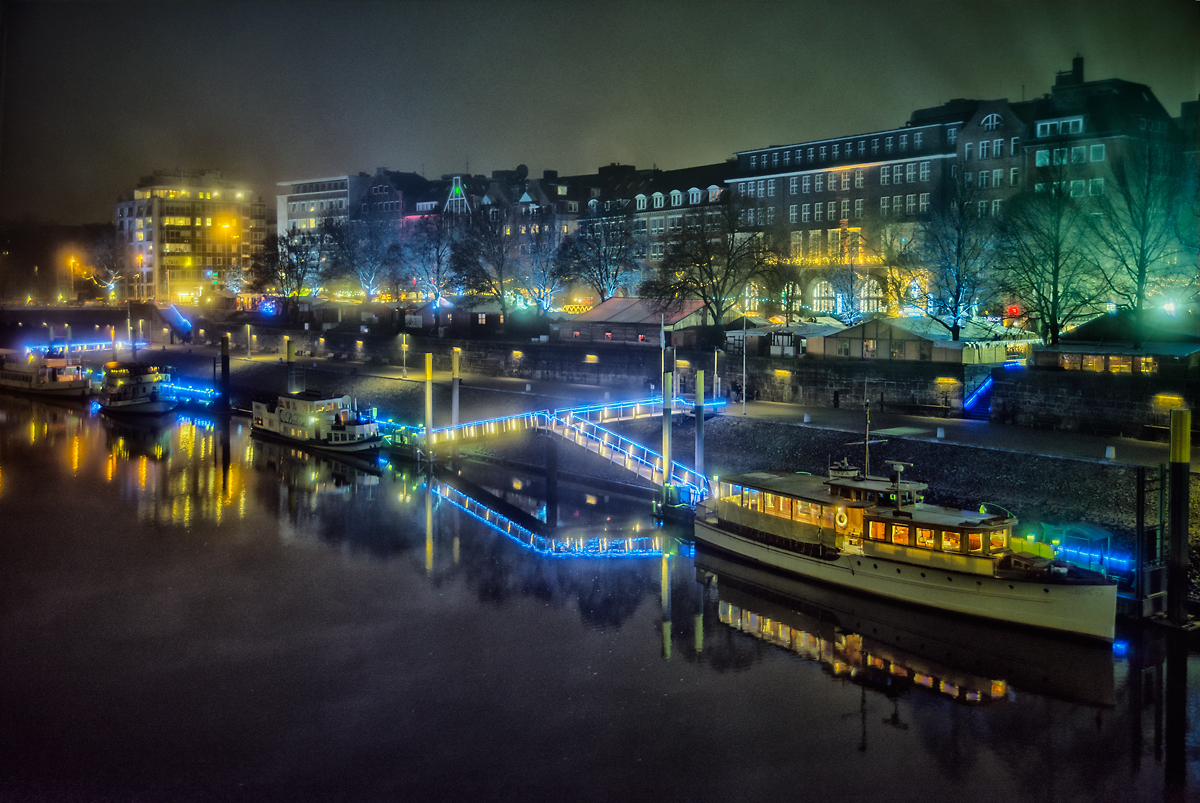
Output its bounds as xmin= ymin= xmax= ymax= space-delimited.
xmin=0 ymin=395 xmax=1196 ymax=803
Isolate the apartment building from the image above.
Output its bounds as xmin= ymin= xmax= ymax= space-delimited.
xmin=115 ymin=169 xmax=267 ymax=303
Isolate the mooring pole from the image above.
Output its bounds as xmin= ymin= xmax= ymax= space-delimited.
xmin=662 ymin=370 xmax=673 ymax=508
xmin=286 ymin=339 xmax=302 ymax=394
xmin=424 ymin=352 xmax=434 ymax=458
xmin=451 ymin=347 xmax=461 ymax=427
xmin=1167 ymin=407 xmax=1191 ymax=626
xmin=246 ymin=323 xmax=252 ymax=357
xmin=661 ymin=552 xmax=672 ymax=660
xmin=695 ymin=368 xmax=705 ymax=480
xmin=218 ymin=334 xmax=230 ymax=414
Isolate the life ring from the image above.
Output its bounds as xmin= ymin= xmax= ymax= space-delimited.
xmin=835 ymin=509 xmax=849 ymax=529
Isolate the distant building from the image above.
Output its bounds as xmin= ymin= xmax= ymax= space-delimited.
xmin=805 ymin=316 xmax=1032 ymax=365
xmin=556 ymin=296 xmax=706 ymax=344
xmin=115 ymin=169 xmax=267 ymax=303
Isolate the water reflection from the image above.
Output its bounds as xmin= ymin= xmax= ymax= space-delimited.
xmin=0 ymin=392 xmax=1194 ymax=802
xmin=693 ymin=547 xmax=1115 ymax=707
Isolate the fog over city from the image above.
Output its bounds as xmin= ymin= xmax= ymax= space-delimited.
xmin=1 ymin=0 xmax=1195 ymax=224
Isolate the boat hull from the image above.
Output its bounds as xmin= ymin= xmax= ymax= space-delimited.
xmin=100 ymin=399 xmax=178 ymax=416
xmin=250 ymin=425 xmax=382 ymax=457
xmin=0 ymin=380 xmax=92 ymax=398
xmin=693 ymin=515 xmax=1117 ymax=642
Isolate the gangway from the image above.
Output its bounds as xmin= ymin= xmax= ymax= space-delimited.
xmin=378 ymin=396 xmax=724 ymax=507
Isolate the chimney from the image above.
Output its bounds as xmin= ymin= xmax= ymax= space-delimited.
xmin=543 ymin=169 xmax=558 ymax=181
xmin=1055 ymin=55 xmax=1084 ymax=88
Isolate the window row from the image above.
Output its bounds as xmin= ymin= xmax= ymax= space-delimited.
xmin=1033 ymin=178 xmax=1106 ymax=197
xmin=867 ymin=520 xmax=1008 ymax=555
xmin=878 ymin=194 xmax=929 ymax=217
xmin=746 ymin=130 xmax=934 ymax=171
xmin=964 ymin=168 xmax=1018 ymax=189
xmin=880 ymin=162 xmax=931 ymax=186
xmin=1034 ymin=144 xmax=1105 ymax=166
xmin=634 ymin=188 xmax=718 ymax=210
xmin=964 ymin=138 xmax=1019 ymax=160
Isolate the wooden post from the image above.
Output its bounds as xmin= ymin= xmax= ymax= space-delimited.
xmin=695 ymin=369 xmax=705 ymax=480
xmin=1167 ymin=407 xmax=1191 ymax=625
xmin=662 ymin=371 xmax=672 ymax=505
xmin=424 ymin=352 xmax=434 ymax=456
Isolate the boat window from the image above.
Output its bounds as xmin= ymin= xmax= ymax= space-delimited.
xmin=764 ymin=494 xmax=791 ymax=519
xmin=968 ymin=532 xmax=984 ymax=553
xmin=793 ymin=500 xmax=818 ymax=524
xmin=745 ymin=489 xmax=762 ymax=512
xmin=868 ymin=521 xmax=886 ymax=541
xmin=892 ymin=525 xmax=910 ymax=546
xmin=916 ymin=528 xmax=935 ymax=548
xmin=942 ymin=530 xmax=961 ymax=552
xmin=990 ymin=528 xmax=1009 ymax=552
xmin=722 ymin=484 xmax=742 ymax=505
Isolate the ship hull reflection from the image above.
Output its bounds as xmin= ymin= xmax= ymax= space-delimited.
xmin=696 ymin=547 xmax=1115 ymax=707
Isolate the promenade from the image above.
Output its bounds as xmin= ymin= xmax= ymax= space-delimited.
xmin=155 ymin=343 xmax=1200 ymax=473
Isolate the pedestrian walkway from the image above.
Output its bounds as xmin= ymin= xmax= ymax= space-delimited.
xmin=164 ymin=343 xmax=1198 ymax=472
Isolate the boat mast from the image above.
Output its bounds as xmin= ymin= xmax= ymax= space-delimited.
xmin=864 ymin=400 xmax=870 ymax=478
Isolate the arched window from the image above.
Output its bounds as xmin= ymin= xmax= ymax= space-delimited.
xmin=635 ymin=195 xmax=647 ymax=211
xmin=688 ymin=188 xmax=701 ymax=205
xmin=982 ymin=113 xmax=1003 ymax=131
xmin=811 ymin=280 xmax=837 ymax=313
xmin=670 ymin=190 xmax=683 ymax=207
xmin=653 ymin=193 xmax=664 ymax=209
xmin=858 ymin=278 xmax=885 ymax=314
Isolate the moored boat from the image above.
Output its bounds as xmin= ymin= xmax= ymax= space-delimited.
xmin=0 ymin=348 xmax=93 ymax=398
xmin=251 ymin=390 xmax=382 ymax=455
xmin=693 ymin=458 xmax=1118 ymax=642
xmin=98 ymin=362 xmax=178 ymax=415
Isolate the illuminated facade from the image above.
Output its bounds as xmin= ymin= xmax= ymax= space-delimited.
xmin=115 ymin=169 xmax=267 ymax=303
xmin=729 ymin=57 xmax=1182 ymax=311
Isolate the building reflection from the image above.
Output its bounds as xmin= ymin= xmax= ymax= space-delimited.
xmin=691 ymin=547 xmax=1116 ymax=707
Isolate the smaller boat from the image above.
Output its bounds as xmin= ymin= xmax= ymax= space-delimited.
xmin=98 ymin=362 xmax=178 ymax=415
xmin=251 ymin=390 xmax=382 ymax=455
xmin=0 ymin=348 xmax=92 ymax=398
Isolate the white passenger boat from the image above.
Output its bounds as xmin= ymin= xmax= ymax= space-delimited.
xmin=0 ymin=348 xmax=92 ymax=398
xmin=251 ymin=391 xmax=382 ymax=455
xmin=694 ymin=458 xmax=1118 ymax=642
xmin=98 ymin=362 xmax=178 ymax=415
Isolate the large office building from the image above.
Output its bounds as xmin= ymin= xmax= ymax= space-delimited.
xmin=726 ymin=57 xmax=1181 ymax=312
xmin=115 ymin=169 xmax=267 ymax=303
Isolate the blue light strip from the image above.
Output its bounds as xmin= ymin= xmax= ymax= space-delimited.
xmin=27 ymin=340 xmax=150 ymax=352
xmin=964 ymin=376 xmax=993 ymax=410
xmin=1052 ymin=542 xmax=1133 ymax=571
xmin=435 ymin=485 xmax=663 ymax=558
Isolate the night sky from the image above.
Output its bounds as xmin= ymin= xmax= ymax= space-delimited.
xmin=1 ymin=0 xmax=1196 ymax=225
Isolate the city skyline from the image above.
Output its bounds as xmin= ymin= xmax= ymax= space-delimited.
xmin=1 ymin=0 xmax=1196 ymax=225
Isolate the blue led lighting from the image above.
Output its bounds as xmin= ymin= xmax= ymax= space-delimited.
xmin=1112 ymin=640 xmax=1129 ymax=657
xmin=964 ymin=376 xmax=993 ymax=410
xmin=436 ymin=485 xmax=663 ymax=558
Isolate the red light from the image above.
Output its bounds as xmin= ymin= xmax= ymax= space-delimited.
xmin=1007 ymin=306 xmax=1019 ymax=316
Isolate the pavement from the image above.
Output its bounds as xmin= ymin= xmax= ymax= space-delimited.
xmin=131 ymin=342 xmax=1200 ymax=473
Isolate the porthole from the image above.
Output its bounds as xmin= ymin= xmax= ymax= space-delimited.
xmin=856 ymin=560 xmax=861 ymax=566
xmin=1008 ymin=584 xmax=1014 ymax=590
xmin=920 ymin=572 xmax=926 ymax=578
xmin=977 ymin=581 xmax=982 ymax=586
xmin=947 ymin=577 xmax=953 ymax=582
xmin=1043 ymin=588 xmax=1050 ymax=593
xmin=873 ymin=564 xmax=878 ymax=569
xmin=896 ymin=569 xmax=902 ymax=574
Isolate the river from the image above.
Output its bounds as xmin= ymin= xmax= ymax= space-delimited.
xmin=0 ymin=394 xmax=1195 ymax=802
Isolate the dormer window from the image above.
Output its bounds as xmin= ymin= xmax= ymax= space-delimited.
xmin=653 ymin=193 xmax=664 ymax=209
xmin=708 ymin=187 xmax=721 ymax=202
xmin=689 ymin=188 xmax=701 ymax=204
xmin=670 ymin=190 xmax=682 ymax=207
xmin=635 ymin=195 xmax=647 ymax=211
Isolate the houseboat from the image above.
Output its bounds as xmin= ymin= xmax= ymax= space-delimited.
xmin=0 ymin=348 xmax=92 ymax=398
xmin=251 ymin=390 xmax=382 ymax=455
xmin=694 ymin=459 xmax=1118 ymax=642
xmin=98 ymin=362 xmax=178 ymax=415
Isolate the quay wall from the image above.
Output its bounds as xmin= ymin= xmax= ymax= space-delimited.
xmin=990 ymin=367 xmax=1200 ymax=437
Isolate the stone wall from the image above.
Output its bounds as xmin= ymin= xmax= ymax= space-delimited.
xmin=990 ymin=367 xmax=1200 ymax=435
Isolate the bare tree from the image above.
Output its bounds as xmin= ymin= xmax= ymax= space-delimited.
xmin=516 ymin=207 xmax=569 ymax=314
xmin=996 ymin=167 xmax=1105 ymax=345
xmin=451 ymin=206 xmax=520 ymax=317
xmin=642 ymin=196 xmax=778 ymax=326
xmin=556 ymin=205 xmax=641 ymax=302
xmin=322 ymin=217 xmax=402 ymax=299
xmin=402 ymin=212 xmax=462 ymax=305
xmin=89 ymin=230 xmax=130 ymax=299
xmin=251 ymin=231 xmax=321 ymax=296
xmin=1089 ymin=135 xmax=1192 ymax=346
xmin=913 ymin=174 xmax=998 ymax=339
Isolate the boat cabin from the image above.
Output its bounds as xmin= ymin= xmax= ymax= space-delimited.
xmin=716 ymin=462 xmax=1016 ymax=573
